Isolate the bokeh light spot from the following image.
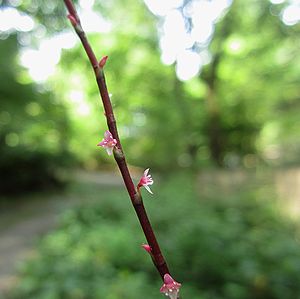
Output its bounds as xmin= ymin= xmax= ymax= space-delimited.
xmin=5 ymin=132 xmax=19 ymax=147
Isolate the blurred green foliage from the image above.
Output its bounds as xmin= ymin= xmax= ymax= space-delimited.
xmin=0 ymin=34 xmax=72 ymax=194
xmin=49 ymin=0 xmax=300 ymax=170
xmin=202 ymin=0 xmax=300 ymax=166
xmin=1 ymin=1 xmax=300 ymax=298
xmin=8 ymin=174 xmax=300 ymax=299
xmin=1 ymin=0 xmax=300 ymax=192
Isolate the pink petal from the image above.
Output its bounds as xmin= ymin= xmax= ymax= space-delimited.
xmin=144 ymin=185 xmax=153 ymax=194
xmin=106 ymin=147 xmax=113 ymax=156
xmin=104 ymin=130 xmax=112 ymax=139
xmin=144 ymin=168 xmax=150 ymax=176
xmin=160 ymin=274 xmax=181 ymax=296
xmin=146 ymin=178 xmax=154 ymax=185
xmin=97 ymin=140 xmax=105 ymax=147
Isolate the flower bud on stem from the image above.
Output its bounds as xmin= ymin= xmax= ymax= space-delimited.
xmin=99 ymin=55 xmax=108 ymax=68
xmin=63 ymin=1 xmax=179 ymax=297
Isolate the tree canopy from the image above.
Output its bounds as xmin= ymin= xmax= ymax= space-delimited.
xmin=1 ymin=0 xmax=299 ymax=177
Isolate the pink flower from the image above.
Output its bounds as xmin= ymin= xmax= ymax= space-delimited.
xmin=137 ymin=168 xmax=154 ymax=194
xmin=141 ymin=244 xmax=152 ymax=254
xmin=97 ymin=130 xmax=117 ymax=156
xmin=160 ymin=274 xmax=181 ymax=299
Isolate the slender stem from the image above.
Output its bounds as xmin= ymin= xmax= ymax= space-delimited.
xmin=63 ymin=0 xmax=170 ymax=280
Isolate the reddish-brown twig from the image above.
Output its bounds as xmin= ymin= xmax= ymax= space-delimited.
xmin=63 ymin=0 xmax=170 ymax=280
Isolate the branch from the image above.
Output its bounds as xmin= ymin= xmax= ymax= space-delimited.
xmin=63 ymin=0 xmax=171 ymax=281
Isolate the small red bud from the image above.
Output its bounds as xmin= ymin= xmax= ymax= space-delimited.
xmin=99 ymin=56 xmax=108 ymax=68
xmin=67 ymin=14 xmax=77 ymax=27
xmin=141 ymin=244 xmax=152 ymax=253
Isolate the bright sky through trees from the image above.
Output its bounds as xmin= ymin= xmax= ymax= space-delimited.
xmin=144 ymin=0 xmax=232 ymax=80
xmin=0 ymin=0 xmax=299 ymax=82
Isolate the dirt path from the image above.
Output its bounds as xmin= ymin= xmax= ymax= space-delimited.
xmin=0 ymin=195 xmax=71 ymax=294
xmin=0 ymin=171 xmax=123 ymax=296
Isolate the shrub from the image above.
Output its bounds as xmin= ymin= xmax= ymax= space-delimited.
xmin=8 ymin=173 xmax=300 ymax=299
xmin=0 ymin=146 xmax=72 ymax=196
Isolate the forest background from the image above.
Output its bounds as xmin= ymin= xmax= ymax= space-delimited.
xmin=1 ymin=0 xmax=300 ymax=298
